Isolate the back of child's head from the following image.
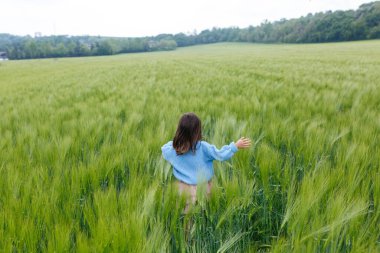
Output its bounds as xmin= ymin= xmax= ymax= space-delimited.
xmin=173 ymin=112 xmax=202 ymax=155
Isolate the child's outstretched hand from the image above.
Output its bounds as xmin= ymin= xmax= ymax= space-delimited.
xmin=235 ymin=137 xmax=252 ymax=149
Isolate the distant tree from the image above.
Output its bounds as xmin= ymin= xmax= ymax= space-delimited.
xmin=158 ymin=40 xmax=177 ymax=50
xmin=96 ymin=40 xmax=113 ymax=55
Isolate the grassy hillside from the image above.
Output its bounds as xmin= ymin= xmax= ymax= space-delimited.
xmin=0 ymin=41 xmax=379 ymax=252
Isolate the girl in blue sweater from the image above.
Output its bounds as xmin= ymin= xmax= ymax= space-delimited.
xmin=161 ymin=112 xmax=251 ymax=211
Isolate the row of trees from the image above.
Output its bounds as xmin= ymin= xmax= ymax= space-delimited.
xmin=1 ymin=1 xmax=379 ymax=60
xmin=0 ymin=35 xmax=177 ymax=60
xmin=244 ymin=1 xmax=380 ymax=43
xmin=172 ymin=1 xmax=380 ymax=45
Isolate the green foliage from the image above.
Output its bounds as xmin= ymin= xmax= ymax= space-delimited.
xmin=0 ymin=35 xmax=177 ymax=60
xmin=0 ymin=41 xmax=379 ymax=252
xmin=1 ymin=2 xmax=380 ymax=60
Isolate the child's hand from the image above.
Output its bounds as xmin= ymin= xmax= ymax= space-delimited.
xmin=235 ymin=137 xmax=252 ymax=149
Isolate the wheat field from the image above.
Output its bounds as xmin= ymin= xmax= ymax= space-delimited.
xmin=0 ymin=41 xmax=379 ymax=252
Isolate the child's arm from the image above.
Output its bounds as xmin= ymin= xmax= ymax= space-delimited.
xmin=161 ymin=141 xmax=173 ymax=160
xmin=204 ymin=137 xmax=251 ymax=161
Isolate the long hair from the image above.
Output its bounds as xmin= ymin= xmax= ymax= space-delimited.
xmin=173 ymin=112 xmax=202 ymax=155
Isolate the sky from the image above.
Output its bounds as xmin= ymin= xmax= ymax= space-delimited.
xmin=0 ymin=0 xmax=375 ymax=37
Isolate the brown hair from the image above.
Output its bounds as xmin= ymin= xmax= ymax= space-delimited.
xmin=173 ymin=112 xmax=202 ymax=155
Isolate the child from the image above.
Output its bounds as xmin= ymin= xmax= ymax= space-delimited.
xmin=161 ymin=112 xmax=251 ymax=211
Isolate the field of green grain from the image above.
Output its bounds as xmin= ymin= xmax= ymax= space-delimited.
xmin=0 ymin=41 xmax=379 ymax=252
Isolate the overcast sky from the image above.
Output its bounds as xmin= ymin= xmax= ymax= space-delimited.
xmin=1 ymin=0 xmax=374 ymax=37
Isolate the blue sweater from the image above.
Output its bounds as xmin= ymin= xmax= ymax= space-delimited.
xmin=161 ymin=140 xmax=238 ymax=185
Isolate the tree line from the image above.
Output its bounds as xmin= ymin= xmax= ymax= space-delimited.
xmin=1 ymin=1 xmax=379 ymax=60
xmin=0 ymin=35 xmax=177 ymax=60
